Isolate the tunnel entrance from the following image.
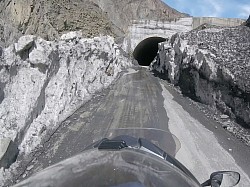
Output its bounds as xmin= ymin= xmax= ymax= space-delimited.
xmin=133 ymin=37 xmax=166 ymax=66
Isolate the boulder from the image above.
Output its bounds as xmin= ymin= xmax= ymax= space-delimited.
xmin=0 ymin=138 xmax=19 ymax=169
xmin=220 ymin=114 xmax=229 ymax=119
xmin=14 ymin=35 xmax=36 ymax=54
xmin=29 ymin=38 xmax=54 ymax=65
xmin=60 ymin=31 xmax=82 ymax=41
xmin=2 ymin=45 xmax=16 ymax=66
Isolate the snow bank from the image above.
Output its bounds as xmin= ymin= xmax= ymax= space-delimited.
xmin=151 ymin=26 xmax=250 ymax=127
xmin=0 ymin=32 xmax=132 ymax=156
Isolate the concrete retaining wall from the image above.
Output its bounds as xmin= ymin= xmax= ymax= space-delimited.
xmin=123 ymin=18 xmax=193 ymax=53
xmin=193 ymin=17 xmax=245 ymax=29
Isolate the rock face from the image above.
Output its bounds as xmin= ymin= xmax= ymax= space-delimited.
xmin=0 ymin=0 xmax=187 ymax=47
xmin=0 ymin=32 xmax=131 ymax=154
xmin=244 ymin=15 xmax=250 ymax=27
xmin=151 ymin=26 xmax=250 ymax=127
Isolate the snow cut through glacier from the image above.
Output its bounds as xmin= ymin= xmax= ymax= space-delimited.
xmin=151 ymin=26 xmax=250 ymax=127
xmin=0 ymin=31 xmax=132 ymax=155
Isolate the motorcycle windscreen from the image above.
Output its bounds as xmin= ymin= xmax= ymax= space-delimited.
xmin=103 ymin=128 xmax=181 ymax=157
xmin=13 ymin=149 xmax=201 ymax=187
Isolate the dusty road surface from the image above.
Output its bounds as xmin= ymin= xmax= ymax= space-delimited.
xmin=11 ymin=67 xmax=250 ymax=186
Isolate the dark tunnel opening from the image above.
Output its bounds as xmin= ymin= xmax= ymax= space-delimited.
xmin=133 ymin=37 xmax=166 ymax=66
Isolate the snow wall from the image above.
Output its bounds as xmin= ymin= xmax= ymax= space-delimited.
xmin=151 ymin=26 xmax=250 ymax=128
xmin=0 ymin=31 xmax=132 ymax=154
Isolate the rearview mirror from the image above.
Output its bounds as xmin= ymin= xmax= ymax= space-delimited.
xmin=211 ymin=171 xmax=240 ymax=187
xmin=201 ymin=171 xmax=240 ymax=187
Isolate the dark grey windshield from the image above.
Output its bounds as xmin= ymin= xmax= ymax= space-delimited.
xmin=14 ymin=149 xmax=201 ymax=187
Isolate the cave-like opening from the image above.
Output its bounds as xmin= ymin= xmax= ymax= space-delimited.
xmin=133 ymin=37 xmax=166 ymax=66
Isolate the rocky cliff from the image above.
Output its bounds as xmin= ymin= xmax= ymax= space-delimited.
xmin=151 ymin=25 xmax=250 ymax=127
xmin=0 ymin=0 xmax=187 ymax=47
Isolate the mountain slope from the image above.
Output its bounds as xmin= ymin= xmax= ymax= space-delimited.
xmin=0 ymin=0 xmax=122 ymax=47
xmin=91 ymin=0 xmax=188 ymax=32
xmin=0 ymin=0 xmax=187 ymax=47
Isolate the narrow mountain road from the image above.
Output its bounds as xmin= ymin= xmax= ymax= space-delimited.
xmin=13 ymin=67 xmax=250 ymax=186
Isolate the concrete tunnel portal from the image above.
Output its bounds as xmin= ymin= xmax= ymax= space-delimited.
xmin=133 ymin=37 xmax=166 ymax=66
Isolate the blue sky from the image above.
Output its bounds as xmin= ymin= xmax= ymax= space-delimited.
xmin=163 ymin=0 xmax=250 ymax=19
